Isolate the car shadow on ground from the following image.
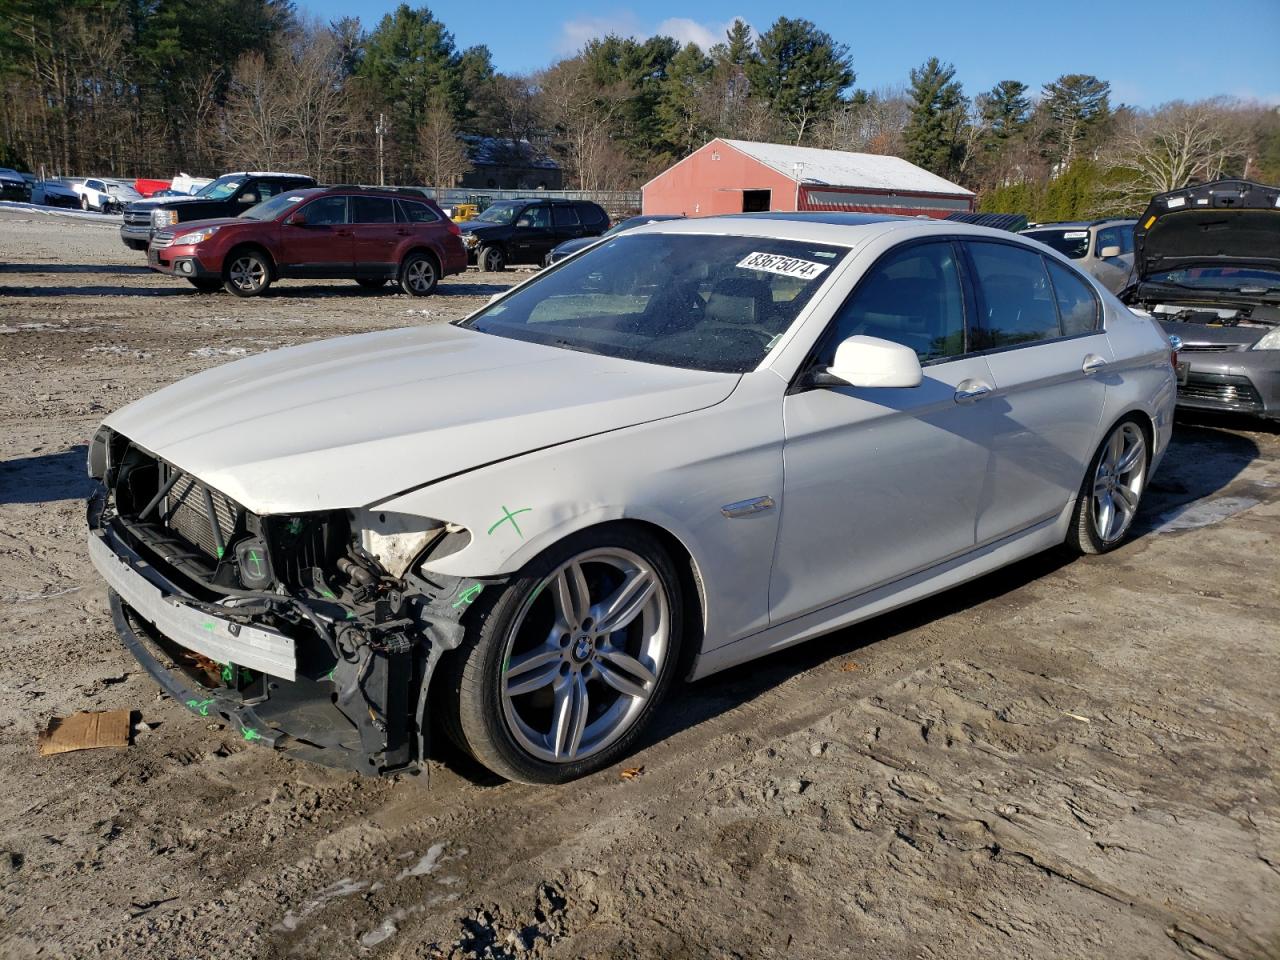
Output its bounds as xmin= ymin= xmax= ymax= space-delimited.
xmin=0 ymin=445 xmax=94 ymax=505
xmin=427 ymin=417 xmax=1270 ymax=786
xmin=1129 ymin=415 xmax=1265 ymax=539
xmin=0 ymin=263 xmax=152 ymax=275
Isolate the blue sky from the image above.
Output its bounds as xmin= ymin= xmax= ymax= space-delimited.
xmin=299 ymin=0 xmax=1280 ymax=108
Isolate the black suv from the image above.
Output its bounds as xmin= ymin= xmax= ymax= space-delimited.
xmin=458 ymin=198 xmax=609 ymax=270
xmin=120 ymin=171 xmax=317 ymax=250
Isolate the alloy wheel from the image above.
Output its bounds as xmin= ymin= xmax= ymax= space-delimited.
xmin=404 ymin=258 xmax=435 ymax=294
xmin=499 ymin=547 xmax=669 ymax=763
xmin=228 ymin=256 xmax=266 ymax=293
xmin=1091 ymin=422 xmax=1146 ymax=543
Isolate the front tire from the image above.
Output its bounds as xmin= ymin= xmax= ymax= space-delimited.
xmin=445 ymin=525 xmax=683 ymax=784
xmin=223 ymin=250 xmax=272 ymax=297
xmin=1066 ymin=417 xmax=1150 ymax=554
xmin=479 ymin=245 xmax=505 ymax=272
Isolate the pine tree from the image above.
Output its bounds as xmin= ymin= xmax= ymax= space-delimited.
xmin=746 ymin=17 xmax=854 ymax=144
xmin=1040 ymin=74 xmax=1111 ymax=167
xmin=903 ymin=57 xmax=966 ymax=176
xmin=979 ymin=80 xmax=1030 ymax=141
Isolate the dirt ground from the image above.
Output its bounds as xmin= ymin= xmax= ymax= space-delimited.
xmin=0 ymin=206 xmax=1277 ymax=960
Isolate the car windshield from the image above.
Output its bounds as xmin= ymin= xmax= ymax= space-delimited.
xmin=1023 ymin=229 xmax=1090 ymax=259
xmin=457 ymin=233 xmax=849 ymax=373
xmin=198 ymin=177 xmax=242 ymax=200
xmin=473 ymin=201 xmax=519 ymax=224
xmin=240 ymin=191 xmax=312 ymax=220
xmin=1147 ymin=265 xmax=1280 ymax=291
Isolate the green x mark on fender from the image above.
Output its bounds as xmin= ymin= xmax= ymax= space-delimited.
xmin=452 ymin=583 xmax=484 ymax=609
xmin=487 ymin=505 xmax=532 ymax=539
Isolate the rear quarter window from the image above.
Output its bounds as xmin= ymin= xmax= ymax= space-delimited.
xmin=1045 ymin=258 xmax=1101 ymax=335
xmin=577 ymin=203 xmax=607 ymax=226
xmin=397 ymin=199 xmax=440 ymax=224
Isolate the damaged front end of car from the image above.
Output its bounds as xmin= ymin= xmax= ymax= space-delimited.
xmin=86 ymin=426 xmax=490 ymax=776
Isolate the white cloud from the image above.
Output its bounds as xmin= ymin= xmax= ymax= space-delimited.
xmin=557 ymin=11 xmax=751 ymax=55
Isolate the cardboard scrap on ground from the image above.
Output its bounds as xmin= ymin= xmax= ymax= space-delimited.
xmin=37 ymin=710 xmax=131 ymax=756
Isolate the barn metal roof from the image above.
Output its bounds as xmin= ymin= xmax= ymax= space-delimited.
xmin=945 ymin=211 xmax=1028 ymax=232
xmin=720 ymin=139 xmax=974 ymax=198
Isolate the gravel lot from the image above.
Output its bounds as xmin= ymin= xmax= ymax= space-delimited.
xmin=0 ymin=206 xmax=1277 ymax=960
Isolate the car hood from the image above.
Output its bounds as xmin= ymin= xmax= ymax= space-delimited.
xmin=125 ymin=196 xmax=218 ymax=213
xmin=168 ymin=216 xmax=248 ymax=236
xmin=103 ymin=324 xmax=739 ymax=514
xmin=459 ymin=222 xmax=503 ymax=237
xmin=1135 ymin=179 xmax=1280 ymax=279
xmin=552 ymin=237 xmax=597 ymax=258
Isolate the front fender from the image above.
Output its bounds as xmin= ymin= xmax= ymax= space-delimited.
xmin=372 ymin=373 xmax=788 ymax=652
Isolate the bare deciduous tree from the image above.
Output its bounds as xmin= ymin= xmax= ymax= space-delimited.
xmin=416 ymin=94 xmax=470 ymax=195
xmin=1100 ymin=100 xmax=1253 ymax=211
xmin=536 ymin=58 xmax=627 ymax=190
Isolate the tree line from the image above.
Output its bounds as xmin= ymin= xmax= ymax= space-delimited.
xmin=1 ymin=0 xmax=1277 ymax=218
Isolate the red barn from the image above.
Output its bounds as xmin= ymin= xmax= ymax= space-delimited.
xmin=642 ymin=138 xmax=974 ymax=218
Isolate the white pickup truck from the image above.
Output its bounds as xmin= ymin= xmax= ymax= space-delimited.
xmin=73 ymin=178 xmax=143 ymax=213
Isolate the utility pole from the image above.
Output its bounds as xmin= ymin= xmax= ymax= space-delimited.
xmin=376 ymin=113 xmax=387 ymax=186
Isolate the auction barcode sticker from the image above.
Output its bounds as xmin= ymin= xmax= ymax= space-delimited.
xmin=737 ymin=252 xmax=830 ymax=280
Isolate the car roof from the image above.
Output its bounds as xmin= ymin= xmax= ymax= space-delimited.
xmin=1025 ymin=219 xmax=1135 ymax=230
xmin=219 ymin=171 xmax=314 ymax=180
xmin=627 ymin=212 xmax=1037 ymax=248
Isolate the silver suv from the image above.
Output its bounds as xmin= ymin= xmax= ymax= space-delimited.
xmin=1020 ymin=219 xmax=1136 ymax=293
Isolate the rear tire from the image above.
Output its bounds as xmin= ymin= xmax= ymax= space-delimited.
xmin=399 ymin=252 xmax=438 ymax=296
xmin=1066 ymin=416 xmax=1150 ymax=554
xmin=223 ymin=250 xmax=272 ymax=298
xmin=80 ymin=196 xmax=90 ymax=211
xmin=188 ymin=278 xmax=222 ymax=293
xmin=479 ymin=245 xmax=505 ymax=272
xmin=443 ymin=524 xmax=684 ymax=784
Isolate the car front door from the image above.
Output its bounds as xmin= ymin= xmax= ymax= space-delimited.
xmin=961 ymin=239 xmax=1113 ymax=543
xmin=277 ymin=195 xmax=351 ymax=278
xmin=508 ymin=203 xmax=551 ymax=263
xmin=349 ymin=195 xmax=399 ymax=277
xmin=769 ymin=239 xmax=998 ymax=625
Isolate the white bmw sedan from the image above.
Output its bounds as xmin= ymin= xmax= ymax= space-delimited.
xmin=87 ymin=214 xmax=1176 ymax=783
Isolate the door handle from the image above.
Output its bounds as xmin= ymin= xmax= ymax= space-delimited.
xmin=954 ymin=381 xmax=993 ymax=404
xmin=1082 ymin=354 xmax=1108 ymax=374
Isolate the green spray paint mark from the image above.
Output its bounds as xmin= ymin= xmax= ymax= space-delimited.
xmin=452 ymin=583 xmax=484 ymax=609
xmin=243 ymin=549 xmax=264 ymax=579
xmin=319 ymin=588 xmax=336 ymax=600
xmin=326 ymin=667 xmax=336 ymax=682
xmin=186 ymin=697 xmax=215 ymax=717
xmin=216 ymin=546 xmax=225 ymax=560
xmin=242 ymin=727 xmax=263 ymax=742
xmin=220 ymin=663 xmax=235 ymax=684
xmin=202 ymin=621 xmax=216 ymax=632
xmin=487 ymin=505 xmax=532 ymax=540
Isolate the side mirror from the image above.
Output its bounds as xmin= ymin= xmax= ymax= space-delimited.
xmin=1099 ymin=245 xmax=1121 ymax=259
xmin=824 ymin=335 xmax=923 ymax=388
xmin=286 ymin=213 xmax=307 ymax=226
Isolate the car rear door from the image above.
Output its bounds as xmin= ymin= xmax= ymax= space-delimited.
xmin=551 ymin=204 xmax=585 ymax=245
xmin=769 ymin=239 xmax=998 ymax=625
xmin=349 ymin=195 xmax=399 ymax=277
xmin=961 ymin=239 xmax=1113 ymax=543
xmin=277 ymin=195 xmax=351 ymax=278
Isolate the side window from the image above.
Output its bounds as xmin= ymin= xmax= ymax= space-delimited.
xmin=1045 ymin=258 xmax=1100 ymax=335
xmin=552 ymin=205 xmax=580 ymax=227
xmin=301 ymin=196 xmax=347 ymax=226
xmin=578 ymin=203 xmax=607 ymax=226
xmin=1095 ymin=227 xmax=1120 ymax=258
xmin=822 ymin=241 xmax=967 ymax=364
xmin=968 ymin=241 xmax=1061 ymax=348
xmin=351 ymin=196 xmax=395 ymax=224
xmin=396 ymin=199 xmax=440 ymax=223
xmin=517 ymin=205 xmax=550 ymax=229
xmin=88 ymin=180 xmax=103 ymax=191
xmin=256 ymin=181 xmax=283 ymax=200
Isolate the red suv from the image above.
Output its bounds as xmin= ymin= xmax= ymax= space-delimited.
xmin=146 ymin=187 xmax=467 ymax=297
